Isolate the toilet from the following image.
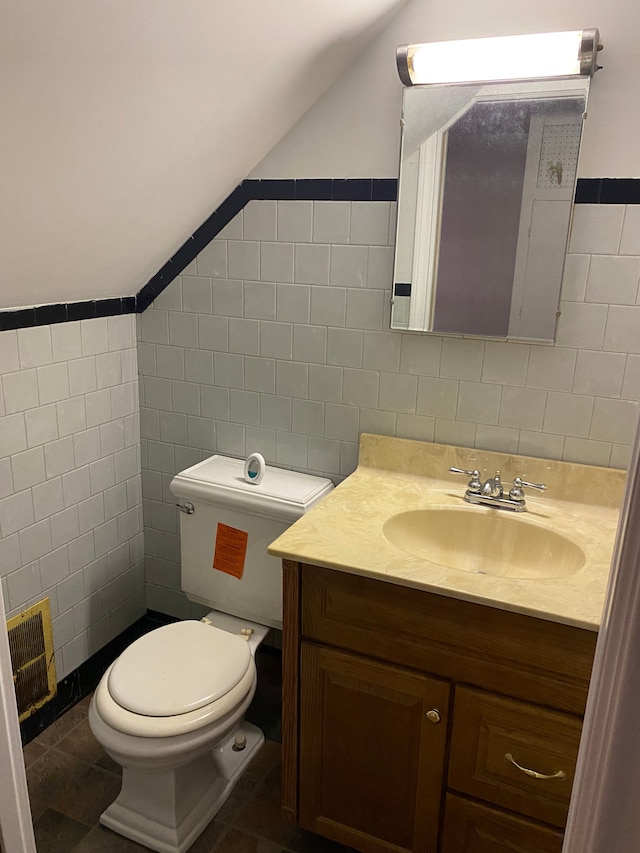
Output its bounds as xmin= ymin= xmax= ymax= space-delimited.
xmin=89 ymin=453 xmax=333 ymax=853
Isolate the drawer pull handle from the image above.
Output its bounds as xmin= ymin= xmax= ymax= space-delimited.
xmin=504 ymin=753 xmax=567 ymax=781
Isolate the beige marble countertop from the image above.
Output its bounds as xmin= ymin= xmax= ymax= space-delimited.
xmin=269 ymin=434 xmax=626 ymax=631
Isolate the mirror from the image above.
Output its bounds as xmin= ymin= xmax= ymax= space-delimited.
xmin=391 ymin=78 xmax=590 ymax=340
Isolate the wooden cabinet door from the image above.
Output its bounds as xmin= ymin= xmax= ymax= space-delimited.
xmin=299 ymin=642 xmax=449 ymax=853
xmin=441 ymin=794 xmax=564 ymax=853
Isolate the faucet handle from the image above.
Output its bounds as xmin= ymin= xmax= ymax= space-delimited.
xmin=514 ymin=477 xmax=547 ymax=492
xmin=509 ymin=476 xmax=547 ymax=502
xmin=449 ymin=467 xmax=482 ymax=494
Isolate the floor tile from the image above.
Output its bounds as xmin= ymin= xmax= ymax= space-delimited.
xmin=217 ymin=740 xmax=281 ymax=826
xmin=22 ymin=739 xmax=49 ymax=769
xmin=232 ymin=764 xmax=355 ymax=853
xmin=56 ymin=717 xmax=107 ymax=765
xmin=244 ymin=740 xmax=281 ymax=783
xmin=75 ymin=694 xmax=93 ymax=713
xmin=32 ymin=704 xmax=87 ymax=749
xmin=33 ymin=808 xmax=91 ymax=853
xmin=187 ymin=818 xmax=227 ymax=853
xmin=216 ymin=773 xmax=263 ymax=826
xmin=26 ymin=747 xmax=90 ymax=809
xmin=215 ymin=827 xmax=286 ymax=853
xmin=72 ymin=819 xmax=227 ymax=853
xmin=71 ymin=825 xmax=151 ymax=852
xmin=53 ymin=765 xmax=121 ymax=827
xmin=28 ymin=795 xmax=48 ymax=822
xmin=231 ymin=765 xmax=299 ymax=850
xmin=95 ymin=750 xmax=122 ymax=775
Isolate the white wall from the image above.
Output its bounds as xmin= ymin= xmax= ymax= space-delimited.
xmin=253 ymin=0 xmax=639 ymax=179
xmin=0 ymin=0 xmax=406 ymax=311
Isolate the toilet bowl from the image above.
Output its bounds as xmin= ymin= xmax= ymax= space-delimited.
xmin=89 ymin=614 xmax=269 ymax=853
xmin=89 ymin=452 xmax=334 ymax=853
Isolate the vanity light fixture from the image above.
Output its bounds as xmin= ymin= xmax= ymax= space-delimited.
xmin=396 ymin=29 xmax=602 ymax=86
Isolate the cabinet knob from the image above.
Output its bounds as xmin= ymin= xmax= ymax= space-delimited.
xmin=426 ymin=709 xmax=441 ymax=724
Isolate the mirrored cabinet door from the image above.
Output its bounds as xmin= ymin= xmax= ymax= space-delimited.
xmin=391 ymin=79 xmax=590 ymax=342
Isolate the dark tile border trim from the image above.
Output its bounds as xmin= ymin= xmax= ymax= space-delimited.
xmin=20 ymin=610 xmax=176 ymax=746
xmin=136 ymin=176 xmax=640 ymax=311
xmin=394 ymin=282 xmax=412 ymax=297
xmin=574 ymin=178 xmax=640 ymax=205
xmin=135 ymin=178 xmax=399 ymax=311
xmin=3 ymin=177 xmax=639 ymax=331
xmin=135 ymin=183 xmax=250 ymax=312
xmin=0 ymin=297 xmax=136 ymax=333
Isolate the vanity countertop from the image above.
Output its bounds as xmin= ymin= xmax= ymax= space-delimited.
xmin=268 ymin=434 xmax=626 ymax=631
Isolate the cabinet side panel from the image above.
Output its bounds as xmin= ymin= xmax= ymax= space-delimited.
xmin=282 ymin=559 xmax=301 ymax=823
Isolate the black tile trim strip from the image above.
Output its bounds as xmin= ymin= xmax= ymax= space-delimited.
xmin=0 ymin=297 xmax=136 ymax=332
xmin=135 ymin=179 xmax=399 ymax=311
xmin=135 ymin=183 xmax=250 ymax=312
xmin=575 ymin=178 xmax=640 ymax=205
xmin=3 ymin=177 xmax=639 ymax=331
xmin=20 ymin=610 xmax=177 ymax=746
xmin=133 ymin=176 xmax=640 ymax=309
xmin=394 ymin=282 xmax=412 ymax=297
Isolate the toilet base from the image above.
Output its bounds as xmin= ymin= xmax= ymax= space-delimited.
xmin=99 ymin=721 xmax=264 ymax=853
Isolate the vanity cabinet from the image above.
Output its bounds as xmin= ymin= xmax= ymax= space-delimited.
xmin=282 ymin=561 xmax=597 ymax=853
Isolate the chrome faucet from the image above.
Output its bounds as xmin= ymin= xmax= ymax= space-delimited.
xmin=449 ymin=468 xmax=547 ymax=512
xmin=481 ymin=472 xmax=503 ymax=499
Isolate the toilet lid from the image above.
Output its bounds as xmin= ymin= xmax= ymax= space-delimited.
xmin=107 ymin=621 xmax=252 ymax=717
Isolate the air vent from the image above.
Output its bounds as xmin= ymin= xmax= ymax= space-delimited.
xmin=6 ymin=598 xmax=57 ymax=721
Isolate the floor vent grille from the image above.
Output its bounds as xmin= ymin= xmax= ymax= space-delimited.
xmin=7 ymin=598 xmax=57 ymax=720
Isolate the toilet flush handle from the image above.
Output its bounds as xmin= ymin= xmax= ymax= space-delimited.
xmin=176 ymin=501 xmax=194 ymax=515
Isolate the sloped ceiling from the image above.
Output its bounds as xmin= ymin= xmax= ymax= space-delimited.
xmin=0 ymin=0 xmax=406 ymax=311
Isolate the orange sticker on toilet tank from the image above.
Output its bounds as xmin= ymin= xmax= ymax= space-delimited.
xmin=213 ymin=523 xmax=248 ymax=579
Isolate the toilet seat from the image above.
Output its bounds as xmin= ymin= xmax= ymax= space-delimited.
xmin=108 ymin=621 xmax=251 ymax=716
xmin=95 ymin=621 xmax=256 ymax=738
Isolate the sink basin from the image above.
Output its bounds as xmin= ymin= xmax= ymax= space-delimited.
xmin=382 ymin=507 xmax=586 ymax=579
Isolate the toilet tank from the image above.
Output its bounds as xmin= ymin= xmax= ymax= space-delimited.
xmin=169 ymin=455 xmax=334 ymax=629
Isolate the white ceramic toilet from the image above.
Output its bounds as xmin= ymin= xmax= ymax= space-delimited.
xmin=89 ymin=453 xmax=333 ymax=853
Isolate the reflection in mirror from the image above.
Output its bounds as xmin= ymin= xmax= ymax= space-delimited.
xmin=391 ymin=79 xmax=590 ymax=340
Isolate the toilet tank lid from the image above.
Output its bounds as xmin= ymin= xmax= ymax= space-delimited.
xmin=107 ymin=621 xmax=252 ymax=717
xmin=169 ymin=454 xmax=334 ymax=523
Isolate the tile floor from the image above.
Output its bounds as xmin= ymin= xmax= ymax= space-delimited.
xmin=22 ymin=648 xmax=352 ymax=853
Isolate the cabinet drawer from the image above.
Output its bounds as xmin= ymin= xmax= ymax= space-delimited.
xmin=448 ymin=686 xmax=581 ymax=827
xmin=441 ymin=794 xmax=563 ymax=853
xmin=300 ymin=563 xmax=595 ymax=714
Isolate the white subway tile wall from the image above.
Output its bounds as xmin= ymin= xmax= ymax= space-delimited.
xmin=138 ymin=199 xmax=640 ymax=613
xmin=0 ymin=315 xmax=144 ymax=680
